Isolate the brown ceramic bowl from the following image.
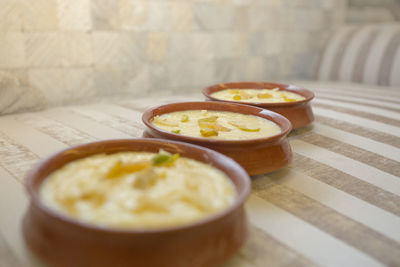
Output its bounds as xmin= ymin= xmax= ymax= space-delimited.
xmin=203 ymin=82 xmax=315 ymax=129
xmin=23 ymin=139 xmax=250 ymax=267
xmin=142 ymin=101 xmax=292 ymax=175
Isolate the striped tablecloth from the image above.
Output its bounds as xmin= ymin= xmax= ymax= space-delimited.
xmin=0 ymin=81 xmax=399 ymax=267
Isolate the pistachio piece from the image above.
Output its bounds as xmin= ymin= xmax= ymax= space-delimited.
xmin=181 ymin=114 xmax=189 ymax=122
xmin=152 ymin=153 xmax=180 ymax=166
xmin=200 ymin=128 xmax=218 ymax=137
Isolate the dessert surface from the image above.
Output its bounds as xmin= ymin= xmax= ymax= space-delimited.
xmin=40 ymin=151 xmax=235 ymax=229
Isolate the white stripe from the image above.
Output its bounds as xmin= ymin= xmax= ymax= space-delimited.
xmin=89 ymin=104 xmax=146 ymax=129
xmin=339 ymin=26 xmax=375 ymax=82
xmin=363 ymin=26 xmax=400 ymax=85
xmin=246 ymin=195 xmax=383 ymax=267
xmin=312 ymin=123 xmax=400 ymax=162
xmin=313 ymin=107 xmax=400 ymax=137
xmin=294 ymin=81 xmax=400 ymax=98
xmin=70 ymin=106 xmax=144 ymax=138
xmin=0 ymin=117 xmax=68 ymax=158
xmin=316 ymin=92 xmax=400 ymax=110
xmin=41 ymin=108 xmax=132 ymax=140
xmin=268 ymin=169 xmax=400 ymax=243
xmin=0 ymin=167 xmax=31 ymax=266
xmin=390 ymin=45 xmax=400 ymax=87
xmin=314 ymin=98 xmax=400 ymax=120
xmin=318 ymin=27 xmax=356 ymax=81
xmin=315 ymin=88 xmax=400 ymax=103
xmin=291 ymin=139 xmax=400 ymax=196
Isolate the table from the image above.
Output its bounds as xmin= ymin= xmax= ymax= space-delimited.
xmin=1 ymin=81 xmax=399 ymax=266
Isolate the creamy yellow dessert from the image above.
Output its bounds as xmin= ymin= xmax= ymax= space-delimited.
xmin=40 ymin=150 xmax=235 ymax=229
xmin=152 ymin=110 xmax=281 ymax=140
xmin=211 ymin=88 xmax=305 ymax=103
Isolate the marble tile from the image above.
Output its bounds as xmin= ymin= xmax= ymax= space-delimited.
xmin=25 ymin=33 xmax=63 ymax=67
xmin=147 ymin=32 xmax=168 ymax=63
xmin=62 ymin=32 xmax=92 ymax=66
xmin=168 ymin=33 xmax=193 ymax=60
xmin=29 ymin=68 xmax=94 ymax=105
xmin=0 ymin=33 xmax=25 ymax=68
xmin=249 ymin=7 xmax=280 ymax=31
xmin=214 ymin=33 xmax=249 ymax=58
xmin=58 ymin=0 xmax=91 ymax=30
xmin=192 ymin=33 xmax=215 ymax=60
xmin=92 ymin=32 xmax=145 ymax=66
xmin=170 ymin=1 xmax=194 ymax=31
xmin=22 ymin=0 xmax=59 ymax=30
xmin=194 ymin=3 xmax=235 ymax=30
xmin=0 ymin=0 xmax=23 ymax=31
xmin=249 ymin=31 xmax=283 ymax=56
xmin=90 ymin=0 xmax=121 ymax=30
xmin=214 ymin=58 xmax=249 ymax=82
xmin=93 ymin=65 xmax=149 ymax=96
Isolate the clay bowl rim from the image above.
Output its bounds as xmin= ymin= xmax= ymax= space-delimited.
xmin=142 ymin=101 xmax=292 ymax=146
xmin=202 ymin=81 xmax=315 ymax=108
xmin=25 ymin=138 xmax=251 ymax=235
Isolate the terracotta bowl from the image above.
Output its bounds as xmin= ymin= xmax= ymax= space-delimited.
xmin=142 ymin=101 xmax=292 ymax=175
xmin=202 ymin=82 xmax=315 ymax=129
xmin=23 ymin=139 xmax=251 ymax=267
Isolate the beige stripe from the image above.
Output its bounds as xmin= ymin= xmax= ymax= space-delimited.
xmin=14 ymin=113 xmax=96 ymax=146
xmin=309 ymin=123 xmax=400 ymax=162
xmin=70 ymin=107 xmax=144 ymax=138
xmin=0 ymin=131 xmax=40 ymax=183
xmin=297 ymin=131 xmax=400 ymax=177
xmin=291 ymin=139 xmax=400 ymax=196
xmin=316 ymin=115 xmax=400 ymax=148
xmin=247 ymin=195 xmax=383 ymax=267
xmin=0 ymin=167 xmax=31 ymax=267
xmin=378 ymin=29 xmax=400 ymax=86
xmin=363 ymin=26 xmax=400 ymax=85
xmin=353 ymin=28 xmax=380 ymax=83
xmin=41 ymin=108 xmax=132 ymax=140
xmin=317 ymin=26 xmax=357 ymax=81
xmin=0 ymin=117 xmax=68 ymax=158
xmin=313 ymin=107 xmax=400 ymax=137
xmin=330 ymin=27 xmax=359 ymax=81
xmin=313 ymin=102 xmax=400 ymax=128
xmin=224 ymin=224 xmax=316 ymax=267
xmin=314 ymin=98 xmax=400 ymax=120
xmin=264 ymin=168 xmax=400 ymax=243
xmin=291 ymin=153 xmax=400 ymax=216
xmin=252 ymin=178 xmax=400 ymax=266
xmin=339 ymin=26 xmax=376 ymax=82
xmin=89 ymin=104 xmax=146 ymax=130
xmin=316 ymin=94 xmax=400 ymax=112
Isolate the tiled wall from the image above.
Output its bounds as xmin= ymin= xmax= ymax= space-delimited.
xmin=0 ymin=0 xmax=346 ymax=113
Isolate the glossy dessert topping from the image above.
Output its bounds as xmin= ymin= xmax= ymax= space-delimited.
xmin=211 ymin=88 xmax=305 ymax=103
xmin=40 ymin=150 xmax=235 ymax=229
xmin=151 ymin=110 xmax=281 ymax=140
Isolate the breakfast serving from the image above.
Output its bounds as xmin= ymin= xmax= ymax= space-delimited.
xmin=210 ymin=88 xmax=305 ymax=103
xmin=40 ymin=150 xmax=235 ymax=229
xmin=151 ymin=110 xmax=282 ymax=139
